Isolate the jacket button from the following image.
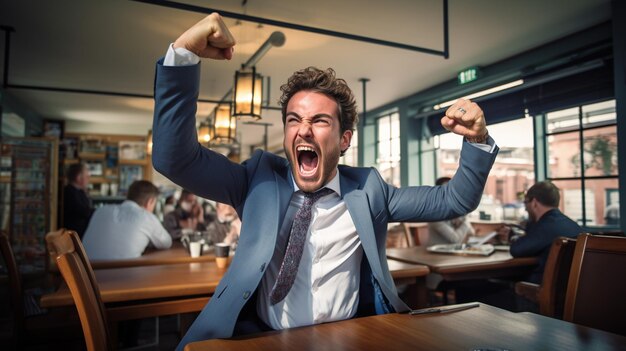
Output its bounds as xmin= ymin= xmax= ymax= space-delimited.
xmin=260 ymin=263 xmax=266 ymax=272
xmin=243 ymin=291 xmax=251 ymax=300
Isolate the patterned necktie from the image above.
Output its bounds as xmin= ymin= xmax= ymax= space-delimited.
xmin=269 ymin=187 xmax=334 ymax=305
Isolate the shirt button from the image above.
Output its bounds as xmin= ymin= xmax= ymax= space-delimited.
xmin=313 ymin=257 xmax=320 ymax=264
xmin=243 ymin=291 xmax=251 ymax=300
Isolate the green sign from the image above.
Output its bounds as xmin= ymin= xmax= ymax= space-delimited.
xmin=458 ymin=67 xmax=481 ymax=85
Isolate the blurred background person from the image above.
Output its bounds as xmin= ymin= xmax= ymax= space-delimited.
xmin=163 ymin=194 xmax=176 ymax=216
xmin=82 ymin=180 xmax=172 ymax=260
xmin=163 ymin=189 xmax=206 ymax=240
xmin=63 ymin=163 xmax=94 ymax=239
xmin=500 ymin=181 xmax=583 ymax=284
xmin=604 ymin=200 xmax=620 ymax=226
xmin=427 ymin=177 xmax=475 ymax=246
xmin=205 ymin=202 xmax=241 ymax=246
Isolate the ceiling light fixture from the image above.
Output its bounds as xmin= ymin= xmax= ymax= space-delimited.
xmin=233 ymin=66 xmax=263 ymax=121
xmin=433 ymin=79 xmax=524 ymax=110
xmin=212 ymin=103 xmax=237 ymax=144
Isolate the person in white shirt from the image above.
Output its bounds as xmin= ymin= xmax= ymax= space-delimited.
xmin=427 ymin=177 xmax=476 ymax=246
xmin=82 ymin=180 xmax=172 ymax=260
xmin=153 ymin=14 xmax=498 ymax=349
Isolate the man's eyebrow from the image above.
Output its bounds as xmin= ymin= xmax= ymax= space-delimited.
xmin=285 ymin=112 xmax=334 ymax=119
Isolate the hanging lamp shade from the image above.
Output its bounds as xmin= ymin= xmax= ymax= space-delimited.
xmin=233 ymin=66 xmax=263 ymax=121
xmin=146 ymin=129 xmax=153 ymax=155
xmin=197 ymin=121 xmax=212 ymax=145
xmin=213 ymin=103 xmax=237 ymax=144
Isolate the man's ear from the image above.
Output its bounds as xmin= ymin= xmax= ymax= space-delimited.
xmin=146 ymin=197 xmax=157 ymax=211
xmin=340 ymin=129 xmax=353 ymax=151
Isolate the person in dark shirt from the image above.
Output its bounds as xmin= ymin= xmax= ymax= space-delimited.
xmin=63 ymin=163 xmax=94 ymax=238
xmin=500 ymin=181 xmax=583 ymax=284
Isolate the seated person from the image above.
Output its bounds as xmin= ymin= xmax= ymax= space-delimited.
xmin=82 ymin=180 xmax=172 ymax=260
xmin=427 ymin=177 xmax=475 ymax=246
xmin=163 ymin=194 xmax=176 ymax=216
xmin=163 ymin=189 xmax=206 ymax=240
xmin=500 ymin=181 xmax=583 ymax=284
xmin=63 ymin=163 xmax=95 ymax=238
xmin=205 ymin=202 xmax=241 ymax=245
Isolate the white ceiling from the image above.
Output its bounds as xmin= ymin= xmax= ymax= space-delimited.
xmin=0 ymin=0 xmax=611 ymax=158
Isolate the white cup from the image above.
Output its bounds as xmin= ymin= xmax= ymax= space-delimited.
xmin=189 ymin=242 xmax=202 ymax=258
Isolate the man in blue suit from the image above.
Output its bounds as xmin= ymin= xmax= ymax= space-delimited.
xmin=152 ymin=13 xmax=498 ymax=350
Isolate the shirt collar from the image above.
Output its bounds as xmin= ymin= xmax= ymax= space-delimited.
xmin=290 ymin=168 xmax=341 ymax=197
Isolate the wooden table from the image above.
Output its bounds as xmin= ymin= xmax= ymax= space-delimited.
xmin=90 ymin=241 xmax=215 ymax=269
xmin=386 ymin=246 xmax=538 ymax=282
xmin=41 ymin=259 xmax=429 ymax=315
xmin=184 ymin=303 xmax=626 ymax=351
xmin=40 ymin=261 xmax=225 ymax=321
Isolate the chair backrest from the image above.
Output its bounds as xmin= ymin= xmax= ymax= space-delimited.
xmin=0 ymin=232 xmax=24 ymax=345
xmin=386 ymin=223 xmax=415 ymax=248
xmin=563 ymin=233 xmax=626 ymax=335
xmin=49 ymin=229 xmax=112 ymax=351
xmin=537 ymin=236 xmax=576 ymax=318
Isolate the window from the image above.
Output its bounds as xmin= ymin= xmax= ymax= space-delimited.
xmin=544 ymin=100 xmax=619 ymax=227
xmin=340 ymin=129 xmax=358 ymax=167
xmin=436 ymin=117 xmax=535 ymax=222
xmin=375 ymin=113 xmax=400 ymax=186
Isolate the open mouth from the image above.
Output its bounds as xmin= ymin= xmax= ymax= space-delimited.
xmin=296 ymin=145 xmax=319 ymax=178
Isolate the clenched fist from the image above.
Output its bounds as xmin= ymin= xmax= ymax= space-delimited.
xmin=173 ymin=13 xmax=236 ymax=60
xmin=440 ymin=99 xmax=488 ymax=143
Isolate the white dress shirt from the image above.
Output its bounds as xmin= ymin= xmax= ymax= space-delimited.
xmin=82 ymin=200 xmax=172 ymax=260
xmin=256 ymin=172 xmax=362 ymax=329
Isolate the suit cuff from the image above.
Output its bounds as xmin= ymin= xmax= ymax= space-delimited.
xmin=164 ymin=43 xmax=200 ymax=67
xmin=465 ymin=135 xmax=497 ymax=153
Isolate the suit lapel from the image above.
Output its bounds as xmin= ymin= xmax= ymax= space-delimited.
xmin=340 ymin=173 xmax=385 ymax=281
xmin=275 ymin=163 xmax=294 ymax=229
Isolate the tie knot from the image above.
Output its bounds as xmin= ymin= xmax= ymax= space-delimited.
xmin=303 ymin=187 xmax=334 ymax=204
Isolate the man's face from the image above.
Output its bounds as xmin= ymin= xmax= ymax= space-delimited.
xmin=77 ymin=168 xmax=90 ymax=190
xmin=283 ymin=90 xmax=352 ymax=193
xmin=180 ymin=194 xmax=196 ymax=213
xmin=524 ymin=197 xmax=537 ymax=222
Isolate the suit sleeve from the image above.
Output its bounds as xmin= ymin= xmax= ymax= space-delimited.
xmin=152 ymin=59 xmax=248 ymax=207
xmin=386 ymin=138 xmax=498 ymax=222
xmin=509 ymin=223 xmax=553 ymax=257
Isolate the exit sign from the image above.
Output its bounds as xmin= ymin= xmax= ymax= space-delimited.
xmin=458 ymin=67 xmax=481 ymax=85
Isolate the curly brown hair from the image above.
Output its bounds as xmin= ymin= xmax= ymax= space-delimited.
xmin=279 ymin=67 xmax=358 ymax=134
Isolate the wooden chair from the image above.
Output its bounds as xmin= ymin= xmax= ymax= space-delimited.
xmin=514 ymin=236 xmax=576 ymax=318
xmin=386 ymin=223 xmax=415 ymax=248
xmin=48 ymin=229 xmax=210 ymax=350
xmin=563 ymin=233 xmax=626 ymax=335
xmin=49 ymin=229 xmax=113 ymax=351
xmin=0 ymin=231 xmax=82 ymax=349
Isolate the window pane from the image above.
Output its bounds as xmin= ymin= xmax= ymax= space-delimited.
xmin=582 ymin=126 xmax=618 ymax=176
xmin=581 ymin=100 xmax=616 ymax=129
xmin=585 ymin=178 xmax=620 ymax=227
xmin=547 ymin=131 xmax=581 ymax=178
xmin=391 ymin=113 xmax=400 ymax=138
xmin=552 ymin=179 xmax=585 ymax=226
xmin=378 ymin=117 xmax=390 ymax=141
xmin=546 ymin=107 xmax=579 ymax=133
xmin=376 ymin=114 xmax=400 ymax=186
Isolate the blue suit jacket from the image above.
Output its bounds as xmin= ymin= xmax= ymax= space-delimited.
xmin=152 ymin=60 xmax=498 ymax=349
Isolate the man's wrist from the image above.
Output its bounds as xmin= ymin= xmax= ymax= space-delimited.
xmin=465 ymin=130 xmax=489 ymax=144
